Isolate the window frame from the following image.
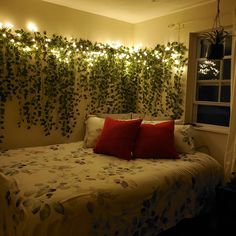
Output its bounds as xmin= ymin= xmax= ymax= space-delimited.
xmin=185 ymin=27 xmax=233 ymax=133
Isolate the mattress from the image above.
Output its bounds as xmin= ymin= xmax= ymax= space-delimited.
xmin=0 ymin=141 xmax=223 ymax=236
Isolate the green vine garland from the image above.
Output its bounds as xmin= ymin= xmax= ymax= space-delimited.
xmin=0 ymin=27 xmax=187 ymax=143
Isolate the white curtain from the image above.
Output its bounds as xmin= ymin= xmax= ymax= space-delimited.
xmin=224 ymin=8 xmax=236 ymax=182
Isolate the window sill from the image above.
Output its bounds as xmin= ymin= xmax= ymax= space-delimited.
xmin=194 ymin=124 xmax=229 ymax=135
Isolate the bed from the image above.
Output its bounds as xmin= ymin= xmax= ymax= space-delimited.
xmin=0 ymin=141 xmax=223 ymax=236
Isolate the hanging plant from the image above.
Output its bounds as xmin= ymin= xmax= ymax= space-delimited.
xmin=201 ymin=0 xmax=230 ymax=59
xmin=0 ymin=27 xmax=187 ymax=144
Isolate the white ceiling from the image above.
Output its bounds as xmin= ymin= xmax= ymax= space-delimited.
xmin=43 ymin=0 xmax=216 ymax=23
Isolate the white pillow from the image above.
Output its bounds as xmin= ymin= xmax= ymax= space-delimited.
xmin=174 ymin=124 xmax=195 ymax=154
xmin=83 ymin=116 xmax=105 ymax=148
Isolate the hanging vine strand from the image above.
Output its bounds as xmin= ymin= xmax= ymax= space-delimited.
xmin=0 ymin=27 xmax=187 ymax=143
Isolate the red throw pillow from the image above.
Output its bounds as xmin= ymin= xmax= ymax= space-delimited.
xmin=94 ymin=117 xmax=142 ymax=160
xmin=133 ymin=120 xmax=179 ymax=159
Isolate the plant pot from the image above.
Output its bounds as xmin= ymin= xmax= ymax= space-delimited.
xmin=207 ymin=43 xmax=224 ymax=60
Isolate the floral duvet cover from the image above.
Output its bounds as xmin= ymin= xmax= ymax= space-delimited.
xmin=0 ymin=142 xmax=223 ymax=236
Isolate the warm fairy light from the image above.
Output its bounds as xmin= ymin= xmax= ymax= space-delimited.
xmin=135 ymin=42 xmax=142 ymax=49
xmin=174 ymin=59 xmax=180 ymax=65
xmin=27 ymin=22 xmax=38 ymax=32
xmin=165 ymin=46 xmax=170 ymax=51
xmin=171 ymin=52 xmax=178 ymax=59
xmin=23 ymin=46 xmax=31 ymax=52
xmin=0 ymin=22 xmax=3 ymax=28
xmin=106 ymin=41 xmax=121 ymax=49
xmin=0 ymin=23 xmax=186 ymax=76
xmin=5 ymin=22 xmax=14 ymax=29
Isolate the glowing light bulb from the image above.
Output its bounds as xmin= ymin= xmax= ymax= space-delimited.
xmin=5 ymin=22 xmax=14 ymax=29
xmin=134 ymin=43 xmax=142 ymax=50
xmin=174 ymin=60 xmax=180 ymax=65
xmin=165 ymin=46 xmax=170 ymax=51
xmin=27 ymin=22 xmax=38 ymax=32
xmin=23 ymin=46 xmax=31 ymax=52
xmin=171 ymin=53 xmax=178 ymax=59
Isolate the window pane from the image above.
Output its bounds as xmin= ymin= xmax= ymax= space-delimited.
xmin=197 ymin=105 xmax=230 ymax=126
xmin=223 ymin=59 xmax=231 ymax=80
xmin=221 ymin=85 xmax=230 ymax=102
xmin=197 ymin=60 xmax=220 ymax=80
xmin=224 ymin=35 xmax=232 ymax=56
xmin=197 ymin=85 xmax=218 ymax=101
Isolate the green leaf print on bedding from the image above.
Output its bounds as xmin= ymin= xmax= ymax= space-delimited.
xmin=40 ymin=204 xmax=51 ymax=221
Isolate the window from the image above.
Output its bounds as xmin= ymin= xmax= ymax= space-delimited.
xmin=190 ymin=31 xmax=232 ymax=127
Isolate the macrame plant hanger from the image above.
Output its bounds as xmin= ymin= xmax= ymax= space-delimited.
xmin=212 ymin=0 xmax=221 ymax=30
xmin=205 ymin=0 xmax=228 ymax=59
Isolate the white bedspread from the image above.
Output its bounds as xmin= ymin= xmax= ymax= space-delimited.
xmin=0 ymin=142 xmax=223 ymax=236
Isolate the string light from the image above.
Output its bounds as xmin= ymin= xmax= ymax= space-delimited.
xmin=165 ymin=46 xmax=170 ymax=51
xmin=23 ymin=46 xmax=31 ymax=52
xmin=0 ymin=25 xmax=186 ymax=76
xmin=174 ymin=60 xmax=180 ymax=65
xmin=27 ymin=22 xmax=38 ymax=32
xmin=171 ymin=53 xmax=178 ymax=59
xmin=5 ymin=22 xmax=14 ymax=29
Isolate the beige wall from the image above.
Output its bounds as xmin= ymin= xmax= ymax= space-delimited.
xmin=134 ymin=0 xmax=235 ymax=47
xmin=0 ymin=0 xmax=134 ymax=46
